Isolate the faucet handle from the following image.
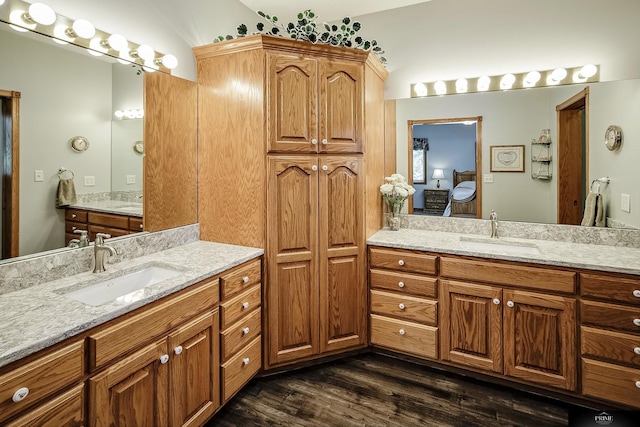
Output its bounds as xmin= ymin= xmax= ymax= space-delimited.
xmin=94 ymin=233 xmax=111 ymax=245
xmin=96 ymin=233 xmax=111 ymax=239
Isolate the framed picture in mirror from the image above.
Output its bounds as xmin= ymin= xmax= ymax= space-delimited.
xmin=490 ymin=145 xmax=525 ymax=172
xmin=412 ymin=149 xmax=426 ymax=183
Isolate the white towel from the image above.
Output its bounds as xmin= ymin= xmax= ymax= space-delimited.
xmin=581 ymin=193 xmax=604 ymax=227
xmin=56 ymin=178 xmax=77 ymax=208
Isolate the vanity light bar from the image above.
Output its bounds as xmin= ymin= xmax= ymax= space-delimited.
xmin=0 ymin=0 xmax=178 ymax=71
xmin=410 ymin=65 xmax=600 ymax=98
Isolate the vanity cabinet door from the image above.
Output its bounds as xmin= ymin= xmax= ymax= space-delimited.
xmin=440 ymin=279 xmax=503 ymax=373
xmin=168 ymin=311 xmax=219 ymax=427
xmin=503 ymin=290 xmax=577 ymax=391
xmin=89 ymin=340 xmax=169 ymax=427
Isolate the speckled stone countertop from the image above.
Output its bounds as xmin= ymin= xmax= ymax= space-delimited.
xmin=368 ymin=228 xmax=640 ymax=276
xmin=0 ymin=241 xmax=263 ymax=368
xmin=69 ymin=199 xmax=143 ymax=217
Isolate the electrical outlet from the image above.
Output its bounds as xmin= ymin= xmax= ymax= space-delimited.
xmin=84 ymin=176 xmax=95 ymax=187
xmin=483 ymin=174 xmax=494 ymax=183
xmin=34 ymin=170 xmax=44 ymax=182
xmin=621 ymin=193 xmax=631 ymax=213
xmin=126 ymin=175 xmax=136 ymax=185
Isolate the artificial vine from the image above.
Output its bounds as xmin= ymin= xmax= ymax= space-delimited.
xmin=215 ymin=10 xmax=386 ymax=64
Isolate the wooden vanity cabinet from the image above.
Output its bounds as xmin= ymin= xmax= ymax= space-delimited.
xmin=580 ymin=272 xmax=640 ymax=408
xmin=440 ymin=257 xmax=577 ymax=391
xmin=368 ymin=247 xmax=439 ymax=360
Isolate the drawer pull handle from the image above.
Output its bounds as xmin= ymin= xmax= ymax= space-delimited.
xmin=634 ymin=347 xmax=640 ymax=355
xmin=636 ymin=381 xmax=640 ymax=389
xmin=634 ymin=290 xmax=640 ymax=298
xmin=312 ymin=165 xmax=318 ymax=171
xmin=174 ymin=346 xmax=183 ymax=355
xmin=506 ymin=301 xmax=514 ymax=308
xmin=139 ymin=224 xmax=143 ymax=229
xmin=398 ymin=260 xmax=405 ymax=266
xmin=12 ymin=387 xmax=29 ymax=403
xmin=242 ymin=302 xmax=250 ymax=309
xmin=322 ymin=165 xmax=328 ymax=171
xmin=398 ymin=281 xmax=405 ymax=288
xmin=242 ymin=276 xmax=250 ymax=283
xmin=243 ymin=357 xmax=250 ymax=366
xmin=399 ymin=303 xmax=406 ymax=310
xmin=72 ymin=214 xmax=77 ymax=218
xmin=634 ymin=319 xmax=640 ymax=327
xmin=321 ymin=138 xmax=328 ymax=145
xmin=399 ymin=329 xmax=405 ymax=336
xmin=243 ymin=327 xmax=250 ymax=335
xmin=160 ymin=354 xmax=170 ymax=364
xmin=493 ymin=298 xmax=500 ymax=305
xmin=311 ymin=138 xmax=318 ymax=145
xmin=72 ymin=226 xmax=77 ymax=231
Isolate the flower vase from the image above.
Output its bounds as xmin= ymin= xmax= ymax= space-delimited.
xmin=387 ymin=202 xmax=403 ymax=231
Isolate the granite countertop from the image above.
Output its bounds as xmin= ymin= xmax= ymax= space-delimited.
xmin=69 ymin=200 xmax=143 ymax=217
xmin=0 ymin=241 xmax=263 ymax=368
xmin=368 ymin=228 xmax=640 ymax=276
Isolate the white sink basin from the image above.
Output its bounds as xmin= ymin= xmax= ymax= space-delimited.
xmin=63 ymin=265 xmax=182 ymax=306
xmin=459 ymin=236 xmax=540 ymax=256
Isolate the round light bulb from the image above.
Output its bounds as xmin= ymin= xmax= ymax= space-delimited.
xmin=550 ymin=67 xmax=567 ymax=82
xmin=579 ymin=64 xmax=597 ymax=78
xmin=27 ymin=3 xmax=56 ymax=25
xmin=523 ymin=71 xmax=541 ymax=87
xmin=500 ymin=73 xmax=516 ymax=90
xmin=0 ymin=0 xmax=5 ymax=6
xmin=72 ymin=19 xmax=95 ymax=39
xmin=455 ymin=78 xmax=468 ymax=93
xmin=413 ymin=83 xmax=428 ymax=97
xmin=107 ymin=34 xmax=128 ymax=52
xmin=434 ymin=80 xmax=447 ymax=95
xmin=135 ymin=44 xmax=155 ymax=61
xmin=114 ymin=110 xmax=124 ymax=119
xmin=161 ymin=54 xmax=178 ymax=69
xmin=10 ymin=10 xmax=35 ymax=30
xmin=477 ymin=76 xmax=491 ymax=91
xmin=54 ymin=24 xmax=74 ymax=43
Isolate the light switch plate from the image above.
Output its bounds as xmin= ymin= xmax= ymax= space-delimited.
xmin=483 ymin=174 xmax=494 ymax=183
xmin=84 ymin=176 xmax=95 ymax=187
xmin=126 ymin=175 xmax=136 ymax=185
xmin=34 ymin=170 xmax=44 ymax=182
xmin=621 ymin=193 xmax=631 ymax=213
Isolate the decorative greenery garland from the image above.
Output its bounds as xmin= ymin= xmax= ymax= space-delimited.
xmin=215 ymin=10 xmax=386 ymax=64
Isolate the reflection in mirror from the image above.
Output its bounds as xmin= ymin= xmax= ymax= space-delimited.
xmin=396 ymin=79 xmax=640 ymax=229
xmin=0 ymin=23 xmax=143 ymax=261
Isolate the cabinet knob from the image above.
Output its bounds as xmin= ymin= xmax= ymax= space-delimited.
xmin=398 ymin=281 xmax=405 ymax=288
xmin=243 ymin=327 xmax=250 ymax=335
xmin=493 ymin=298 xmax=500 ymax=305
xmin=398 ymin=260 xmax=405 ymax=266
xmin=399 ymin=329 xmax=405 ymax=336
xmin=312 ymin=165 xmax=318 ymax=171
xmin=322 ymin=165 xmax=328 ymax=171
xmin=242 ymin=276 xmax=250 ymax=283
xmin=399 ymin=303 xmax=406 ymax=310
xmin=139 ymin=224 xmax=143 ymax=230
xmin=506 ymin=301 xmax=515 ymax=308
xmin=71 ymin=226 xmax=77 ymax=231
xmin=634 ymin=347 xmax=640 ymax=355
xmin=633 ymin=290 xmax=640 ymax=298
xmin=311 ymin=138 xmax=318 ymax=145
xmin=72 ymin=214 xmax=77 ymax=218
xmin=321 ymin=139 xmax=328 ymax=145
xmin=174 ymin=346 xmax=183 ymax=355
xmin=636 ymin=381 xmax=640 ymax=389
xmin=243 ymin=357 xmax=250 ymax=366
xmin=12 ymin=387 xmax=29 ymax=403
xmin=160 ymin=354 xmax=170 ymax=364
xmin=242 ymin=302 xmax=250 ymax=309
xmin=634 ymin=319 xmax=640 ymax=327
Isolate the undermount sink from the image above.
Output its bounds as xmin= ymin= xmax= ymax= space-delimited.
xmin=62 ymin=265 xmax=183 ymax=306
xmin=459 ymin=236 xmax=540 ymax=256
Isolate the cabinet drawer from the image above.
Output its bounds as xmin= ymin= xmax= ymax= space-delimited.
xmin=220 ymin=259 xmax=262 ymax=299
xmin=87 ymin=211 xmax=129 ymax=229
xmin=369 ymin=247 xmax=437 ymax=275
xmin=370 ymin=268 xmax=437 ymax=298
xmin=88 ymin=278 xmax=219 ymax=370
xmin=4 ymin=383 xmax=84 ymax=427
xmin=582 ymin=358 xmax=640 ymax=408
xmin=581 ymin=300 xmax=640 ymax=334
xmin=440 ymin=257 xmax=576 ymax=293
xmin=581 ymin=326 xmax=640 ymax=367
xmin=65 ymin=221 xmax=87 ymax=235
xmin=581 ymin=273 xmax=640 ymax=306
xmin=370 ymin=314 xmax=438 ymax=359
xmin=0 ymin=341 xmax=84 ymax=423
xmin=370 ymin=290 xmax=437 ymax=325
xmin=220 ymin=284 xmax=261 ymax=330
xmin=221 ymin=308 xmax=262 ymax=362
xmin=88 ymin=225 xmax=129 ymax=240
xmin=129 ymin=217 xmax=144 ymax=232
xmin=221 ymin=336 xmax=261 ymax=402
xmin=65 ymin=209 xmax=87 ymax=223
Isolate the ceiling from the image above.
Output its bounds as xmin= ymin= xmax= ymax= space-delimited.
xmin=236 ymin=0 xmax=433 ymax=22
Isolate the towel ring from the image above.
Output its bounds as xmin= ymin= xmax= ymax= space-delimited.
xmin=590 ymin=176 xmax=610 ymax=193
xmin=58 ymin=167 xmax=74 ymax=179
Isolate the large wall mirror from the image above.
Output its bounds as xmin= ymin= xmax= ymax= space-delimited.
xmin=396 ymin=78 xmax=640 ymax=230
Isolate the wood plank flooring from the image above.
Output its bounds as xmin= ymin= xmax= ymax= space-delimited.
xmin=207 ymin=353 xmax=579 ymax=426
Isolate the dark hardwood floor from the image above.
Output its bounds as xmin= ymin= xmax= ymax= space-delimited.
xmin=207 ymin=353 xmax=580 ymax=427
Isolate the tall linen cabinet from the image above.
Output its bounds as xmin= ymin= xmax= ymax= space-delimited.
xmin=194 ymin=35 xmax=388 ymax=369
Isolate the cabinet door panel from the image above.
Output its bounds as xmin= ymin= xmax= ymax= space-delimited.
xmin=267 ymin=157 xmax=319 ymax=365
xmin=503 ymin=290 xmax=576 ymax=391
xmin=267 ymin=54 xmax=317 ymax=153
xmin=168 ymin=311 xmax=219 ymax=427
xmin=440 ymin=280 xmax=503 ymax=373
xmin=320 ymin=157 xmax=365 ymax=353
xmin=318 ymin=61 xmax=363 ymax=153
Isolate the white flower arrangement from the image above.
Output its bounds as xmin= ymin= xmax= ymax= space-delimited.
xmin=379 ymin=174 xmax=416 ymax=217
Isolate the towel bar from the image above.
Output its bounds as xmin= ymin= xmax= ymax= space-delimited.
xmin=58 ymin=167 xmax=75 ymax=179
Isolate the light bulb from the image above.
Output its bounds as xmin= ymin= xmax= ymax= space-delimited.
xmin=89 ymin=37 xmax=107 ymax=55
xmin=477 ymin=76 xmax=491 ymax=91
xmin=455 ymin=78 xmax=468 ymax=93
xmin=159 ymin=54 xmax=178 ymax=69
xmin=548 ymin=67 xmax=567 ymax=84
xmin=578 ymin=64 xmax=597 ymax=79
xmin=500 ymin=73 xmax=516 ymax=90
xmin=132 ymin=44 xmax=155 ymax=61
xmin=0 ymin=0 xmax=5 ymax=6
xmin=413 ymin=83 xmax=428 ymax=97
xmin=434 ymin=80 xmax=447 ymax=95
xmin=10 ymin=10 xmax=35 ymax=30
xmin=523 ymin=71 xmax=541 ymax=87
xmin=70 ymin=19 xmax=95 ymax=39
xmin=26 ymin=3 xmax=56 ymax=26
xmin=54 ymin=24 xmax=74 ymax=43
xmin=103 ymin=34 xmax=128 ymax=52
xmin=114 ymin=110 xmax=124 ymax=119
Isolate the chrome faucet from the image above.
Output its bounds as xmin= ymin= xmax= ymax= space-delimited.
xmin=490 ymin=210 xmax=499 ymax=238
xmin=93 ymin=233 xmax=117 ymax=273
xmin=73 ymin=229 xmax=90 ymax=247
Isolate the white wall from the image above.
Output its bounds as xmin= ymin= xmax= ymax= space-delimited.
xmin=0 ymin=30 xmax=112 ymax=255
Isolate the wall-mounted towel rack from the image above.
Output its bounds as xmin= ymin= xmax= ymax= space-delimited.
xmin=590 ymin=176 xmax=610 ymax=193
xmin=58 ymin=167 xmax=74 ymax=180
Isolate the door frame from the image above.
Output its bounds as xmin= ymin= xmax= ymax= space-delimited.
xmin=407 ymin=117 xmax=482 ymax=218
xmin=1 ymin=89 xmax=20 ymax=259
